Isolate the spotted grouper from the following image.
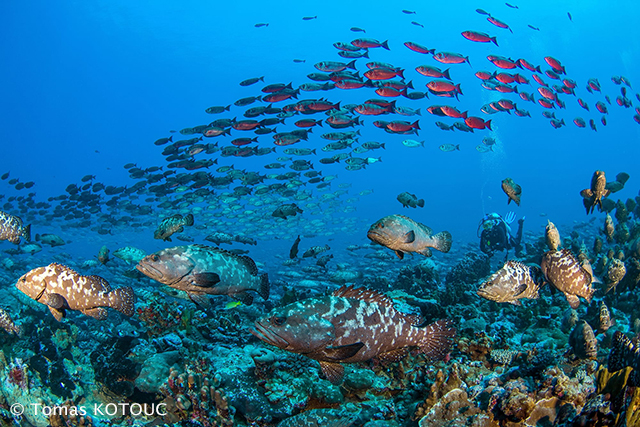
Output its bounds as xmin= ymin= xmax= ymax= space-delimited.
xmin=251 ymin=286 xmax=455 ymax=384
xmin=16 ymin=263 xmax=135 ymax=321
xmin=540 ymin=249 xmax=595 ymax=308
xmin=136 ymin=244 xmax=269 ymax=305
xmin=367 ymin=214 xmax=452 ymax=259
xmin=0 ymin=210 xmax=30 ymax=245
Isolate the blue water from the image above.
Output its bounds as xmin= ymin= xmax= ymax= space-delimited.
xmin=2 ymin=0 xmax=639 ymax=255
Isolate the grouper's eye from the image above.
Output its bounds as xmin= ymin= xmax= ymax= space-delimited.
xmin=271 ymin=316 xmax=286 ymax=326
xmin=378 ymin=223 xmax=384 ymax=228
xmin=151 ymin=254 xmax=159 ymax=262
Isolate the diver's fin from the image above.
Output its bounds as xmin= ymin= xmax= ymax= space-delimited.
xmin=395 ymin=250 xmax=405 ymax=260
xmin=403 ymin=230 xmax=415 ymax=243
xmin=191 ymin=273 xmax=221 ymax=287
xmin=319 ymin=361 xmax=345 ymax=385
xmin=323 ymin=342 xmax=365 ymax=361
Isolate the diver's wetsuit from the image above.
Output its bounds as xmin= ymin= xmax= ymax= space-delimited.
xmin=480 ymin=219 xmax=524 ymax=258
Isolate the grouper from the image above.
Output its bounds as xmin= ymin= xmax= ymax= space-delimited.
xmin=367 ymin=214 xmax=452 ymax=259
xmin=251 ymin=286 xmax=455 ymax=384
xmin=136 ymin=244 xmax=269 ymax=305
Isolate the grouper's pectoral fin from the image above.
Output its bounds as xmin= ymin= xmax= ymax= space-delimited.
xmin=191 ymin=273 xmax=221 ymax=287
xmin=323 ymin=342 xmax=365 ymax=360
xmin=403 ymin=230 xmax=415 ymax=243
xmin=319 ymin=361 xmax=345 ymax=385
xmin=44 ymin=293 xmax=65 ymax=309
xmin=395 ymin=250 xmax=404 ymax=260
xmin=82 ymin=307 xmax=108 ymax=320
xmin=48 ymin=307 xmax=65 ymax=321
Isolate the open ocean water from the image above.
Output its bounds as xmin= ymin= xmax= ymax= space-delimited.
xmin=1 ymin=1 xmax=640 ymax=426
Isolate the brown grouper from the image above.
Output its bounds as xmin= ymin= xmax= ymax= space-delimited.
xmin=0 ymin=210 xmax=30 ymax=245
xmin=16 ymin=263 xmax=135 ymax=321
xmin=251 ymin=286 xmax=455 ymax=384
xmin=367 ymin=214 xmax=452 ymax=259
xmin=136 ymin=244 xmax=269 ymax=305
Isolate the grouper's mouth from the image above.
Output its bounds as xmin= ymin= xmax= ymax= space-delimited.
xmin=135 ymin=262 xmax=162 ymax=280
xmin=250 ymin=321 xmax=290 ymax=349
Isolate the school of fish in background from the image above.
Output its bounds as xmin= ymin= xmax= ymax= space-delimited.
xmin=1 ymin=2 xmax=640 ymax=427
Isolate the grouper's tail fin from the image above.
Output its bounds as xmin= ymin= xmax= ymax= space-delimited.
xmin=608 ymin=331 xmax=640 ymax=378
xmin=433 ymin=231 xmax=452 ymax=253
xmin=109 ymin=286 xmax=135 ymax=317
xmin=419 ymin=319 xmax=456 ymax=361
xmin=23 ymin=224 xmax=31 ymax=243
xmin=258 ymin=273 xmax=269 ymax=300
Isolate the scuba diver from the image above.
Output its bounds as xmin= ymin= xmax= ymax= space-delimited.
xmin=478 ymin=212 xmax=525 ymax=258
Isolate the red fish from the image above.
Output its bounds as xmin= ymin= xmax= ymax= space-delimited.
xmin=487 ymin=55 xmax=517 ymax=69
xmin=352 ymin=38 xmax=390 ymax=50
xmin=519 ymin=91 xmax=535 ymax=102
xmin=487 ymin=16 xmax=512 ymax=32
xmin=495 ymin=83 xmax=518 ymax=93
xmin=308 ymin=100 xmax=341 ymax=111
xmin=532 ymin=74 xmax=548 ymax=87
xmin=335 ymin=79 xmax=368 ymax=89
xmin=545 ymin=69 xmax=560 ymax=80
xmin=537 ymin=86 xmax=556 ymax=100
xmin=426 ymin=80 xmax=462 ymax=94
xmin=514 ymin=74 xmax=529 ymax=84
xmin=387 ymin=120 xmax=420 ymax=132
xmin=462 ymin=30 xmax=498 ymax=46
xmin=364 ymin=67 xmax=404 ymax=80
xmin=498 ymin=99 xmax=516 ymax=110
xmin=231 ymin=137 xmax=258 ymax=146
xmin=563 ymin=78 xmax=577 ymax=88
xmin=434 ymin=52 xmax=471 ymax=66
xmin=404 ymin=42 xmax=435 ymax=54
xmin=517 ymin=58 xmax=541 ymax=73
xmin=440 ymin=106 xmax=467 ymax=119
xmin=596 ymin=101 xmax=608 ymax=114
xmin=465 ymin=116 xmax=492 ymax=130
xmin=495 ymin=72 xmax=516 ymax=84
xmin=233 ymin=120 xmax=261 ymax=131
xmin=574 ymin=118 xmax=586 ymax=128
xmin=538 ymin=99 xmax=555 ymax=109
xmin=263 ymin=91 xmax=297 ymax=103
xmin=544 ymin=56 xmax=565 ymax=74
xmin=416 ymin=65 xmax=451 ymax=80
xmin=475 ymin=71 xmax=494 ymax=80
xmin=295 ymin=119 xmax=323 ymax=128
xmin=375 ymin=87 xmax=407 ymax=97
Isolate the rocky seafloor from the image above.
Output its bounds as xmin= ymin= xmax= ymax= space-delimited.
xmin=1 ymin=198 xmax=640 ymax=427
